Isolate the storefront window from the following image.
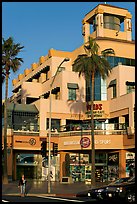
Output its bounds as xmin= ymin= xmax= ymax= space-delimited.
xmin=126 ymin=152 xmax=135 ymax=177
xmin=69 ymin=153 xmax=108 ymax=182
xmin=16 ymin=154 xmax=42 ymax=179
xmin=108 ymin=152 xmax=119 ymax=181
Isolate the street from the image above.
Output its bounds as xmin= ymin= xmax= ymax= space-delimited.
xmin=2 ymin=195 xmax=102 ymax=203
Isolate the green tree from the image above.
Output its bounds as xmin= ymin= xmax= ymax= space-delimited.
xmin=2 ymin=37 xmax=24 ymax=183
xmin=72 ymin=37 xmax=115 ymax=187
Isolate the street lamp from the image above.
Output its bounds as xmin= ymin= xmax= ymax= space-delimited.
xmin=48 ymin=57 xmax=70 ymax=193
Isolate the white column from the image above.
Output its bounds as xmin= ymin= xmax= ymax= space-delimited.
xmin=82 ymin=22 xmax=90 ymax=43
xmin=60 ymin=119 xmax=66 ymax=131
xmin=96 ymin=13 xmax=104 ymax=37
xmin=124 ymin=17 xmax=132 ymax=41
xmin=129 ymin=107 xmax=134 ymax=131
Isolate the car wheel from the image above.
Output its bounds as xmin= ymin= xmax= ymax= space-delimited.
xmin=126 ymin=192 xmax=135 ymax=203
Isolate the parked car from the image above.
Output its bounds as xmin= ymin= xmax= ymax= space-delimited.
xmin=87 ymin=177 xmax=133 ymax=200
xmin=103 ymin=176 xmax=135 ymax=203
xmin=76 ymin=177 xmax=130 ymax=198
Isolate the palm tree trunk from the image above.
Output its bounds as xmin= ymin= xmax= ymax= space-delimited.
xmin=91 ymin=72 xmax=96 ymax=187
xmin=3 ymin=73 xmax=9 ymax=184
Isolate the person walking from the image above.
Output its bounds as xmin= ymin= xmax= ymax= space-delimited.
xmin=129 ymin=164 xmax=134 ymax=177
xmin=18 ymin=174 xmax=27 ymax=197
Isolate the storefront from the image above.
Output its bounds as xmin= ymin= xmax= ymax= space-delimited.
xmin=58 ymin=132 xmax=135 ymax=182
xmin=16 ymin=153 xmax=42 ymax=179
xmin=69 ymin=152 xmax=108 ymax=182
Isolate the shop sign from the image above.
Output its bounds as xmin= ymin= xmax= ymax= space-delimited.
xmin=108 ymin=152 xmax=119 ymax=165
xmin=80 ymin=137 xmax=90 ymax=148
xmin=15 ymin=138 xmax=36 ymax=146
xmin=86 ymin=103 xmax=104 ymax=118
xmin=85 ymin=102 xmax=109 ymax=118
xmin=95 ymin=139 xmax=111 ymax=144
xmin=64 ymin=139 xmax=111 ymax=146
xmin=64 ymin=141 xmax=80 ymax=145
xmin=126 ymin=152 xmax=135 ymax=160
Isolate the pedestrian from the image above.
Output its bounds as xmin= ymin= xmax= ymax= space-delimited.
xmin=129 ymin=164 xmax=134 ymax=177
xmin=18 ymin=174 xmax=27 ymax=197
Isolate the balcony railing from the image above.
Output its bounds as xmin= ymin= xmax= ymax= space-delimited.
xmin=59 ymin=123 xmax=127 ymax=132
xmin=7 ymin=123 xmax=39 ymax=133
xmin=49 ymin=129 xmax=127 ymax=137
xmin=4 ymin=122 xmax=132 ymax=137
xmin=48 ymin=123 xmax=128 ymax=136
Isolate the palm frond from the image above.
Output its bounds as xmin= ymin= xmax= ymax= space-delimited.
xmin=72 ymin=36 xmax=115 ymax=82
xmin=2 ymin=36 xmax=24 ymax=74
xmin=101 ymin=48 xmax=115 ymax=57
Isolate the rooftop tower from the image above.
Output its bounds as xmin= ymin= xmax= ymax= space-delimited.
xmin=82 ymin=4 xmax=132 ymax=43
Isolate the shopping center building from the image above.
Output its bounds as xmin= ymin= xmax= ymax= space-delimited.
xmin=2 ymin=3 xmax=135 ymax=182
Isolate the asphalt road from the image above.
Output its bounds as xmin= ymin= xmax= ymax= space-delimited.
xmin=2 ymin=195 xmax=104 ymax=203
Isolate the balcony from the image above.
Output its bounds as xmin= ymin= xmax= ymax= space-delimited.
xmin=48 ymin=123 xmax=128 ymax=137
xmin=11 ymin=123 xmax=39 ymax=136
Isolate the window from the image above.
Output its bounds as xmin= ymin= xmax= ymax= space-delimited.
xmin=47 ymin=118 xmax=60 ymax=131
xmin=86 ymin=73 xmax=101 ymax=102
xmin=108 ymin=79 xmax=117 ymax=98
xmin=113 ymin=85 xmax=117 ymax=98
xmin=67 ymin=83 xmax=78 ymax=101
xmin=126 ymin=81 xmax=135 ymax=94
xmin=131 ymin=59 xmax=135 ymax=66
xmin=127 ymin=85 xmax=135 ymax=94
xmin=58 ymin=66 xmax=65 ymax=72
xmin=52 ymin=87 xmax=60 ymax=100
xmin=94 ymin=73 xmax=101 ymax=100
xmin=46 ymin=71 xmax=49 ymax=81
xmin=68 ymin=89 xmax=76 ymax=100
xmin=106 ymin=56 xmax=135 ymax=68
xmin=55 ymin=91 xmax=60 ymax=100
xmin=13 ymin=112 xmax=38 ymax=131
xmin=101 ymin=79 xmax=107 ymax=100
xmin=114 ymin=56 xmax=120 ymax=67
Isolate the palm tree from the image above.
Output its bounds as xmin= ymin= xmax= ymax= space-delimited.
xmin=72 ymin=37 xmax=115 ymax=187
xmin=2 ymin=37 xmax=24 ymax=183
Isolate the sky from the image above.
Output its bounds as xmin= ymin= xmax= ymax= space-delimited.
xmin=2 ymin=2 xmax=135 ymax=100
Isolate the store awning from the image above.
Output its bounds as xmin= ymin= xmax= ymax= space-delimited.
xmin=27 ymin=66 xmax=50 ymax=81
xmin=51 ymin=87 xmax=60 ymax=94
xmin=43 ymin=91 xmax=50 ymax=98
xmin=108 ymin=79 xmax=116 ymax=88
xmin=125 ymin=81 xmax=135 ymax=86
xmin=7 ymin=103 xmax=39 ymax=113
xmin=67 ymin=83 xmax=79 ymax=89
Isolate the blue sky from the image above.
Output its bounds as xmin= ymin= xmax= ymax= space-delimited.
xmin=2 ymin=2 xmax=135 ymax=99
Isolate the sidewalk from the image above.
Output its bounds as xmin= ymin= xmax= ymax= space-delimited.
xmin=2 ymin=180 xmax=107 ymax=197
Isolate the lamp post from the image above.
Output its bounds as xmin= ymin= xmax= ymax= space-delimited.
xmin=48 ymin=57 xmax=70 ymax=194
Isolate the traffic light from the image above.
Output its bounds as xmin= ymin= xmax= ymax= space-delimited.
xmin=41 ymin=141 xmax=47 ymax=157
xmin=53 ymin=143 xmax=58 ymax=156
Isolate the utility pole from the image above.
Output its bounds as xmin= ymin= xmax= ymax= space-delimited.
xmin=47 ymin=58 xmax=70 ymax=194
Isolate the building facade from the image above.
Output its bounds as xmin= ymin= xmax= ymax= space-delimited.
xmin=2 ymin=3 xmax=135 ymax=182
